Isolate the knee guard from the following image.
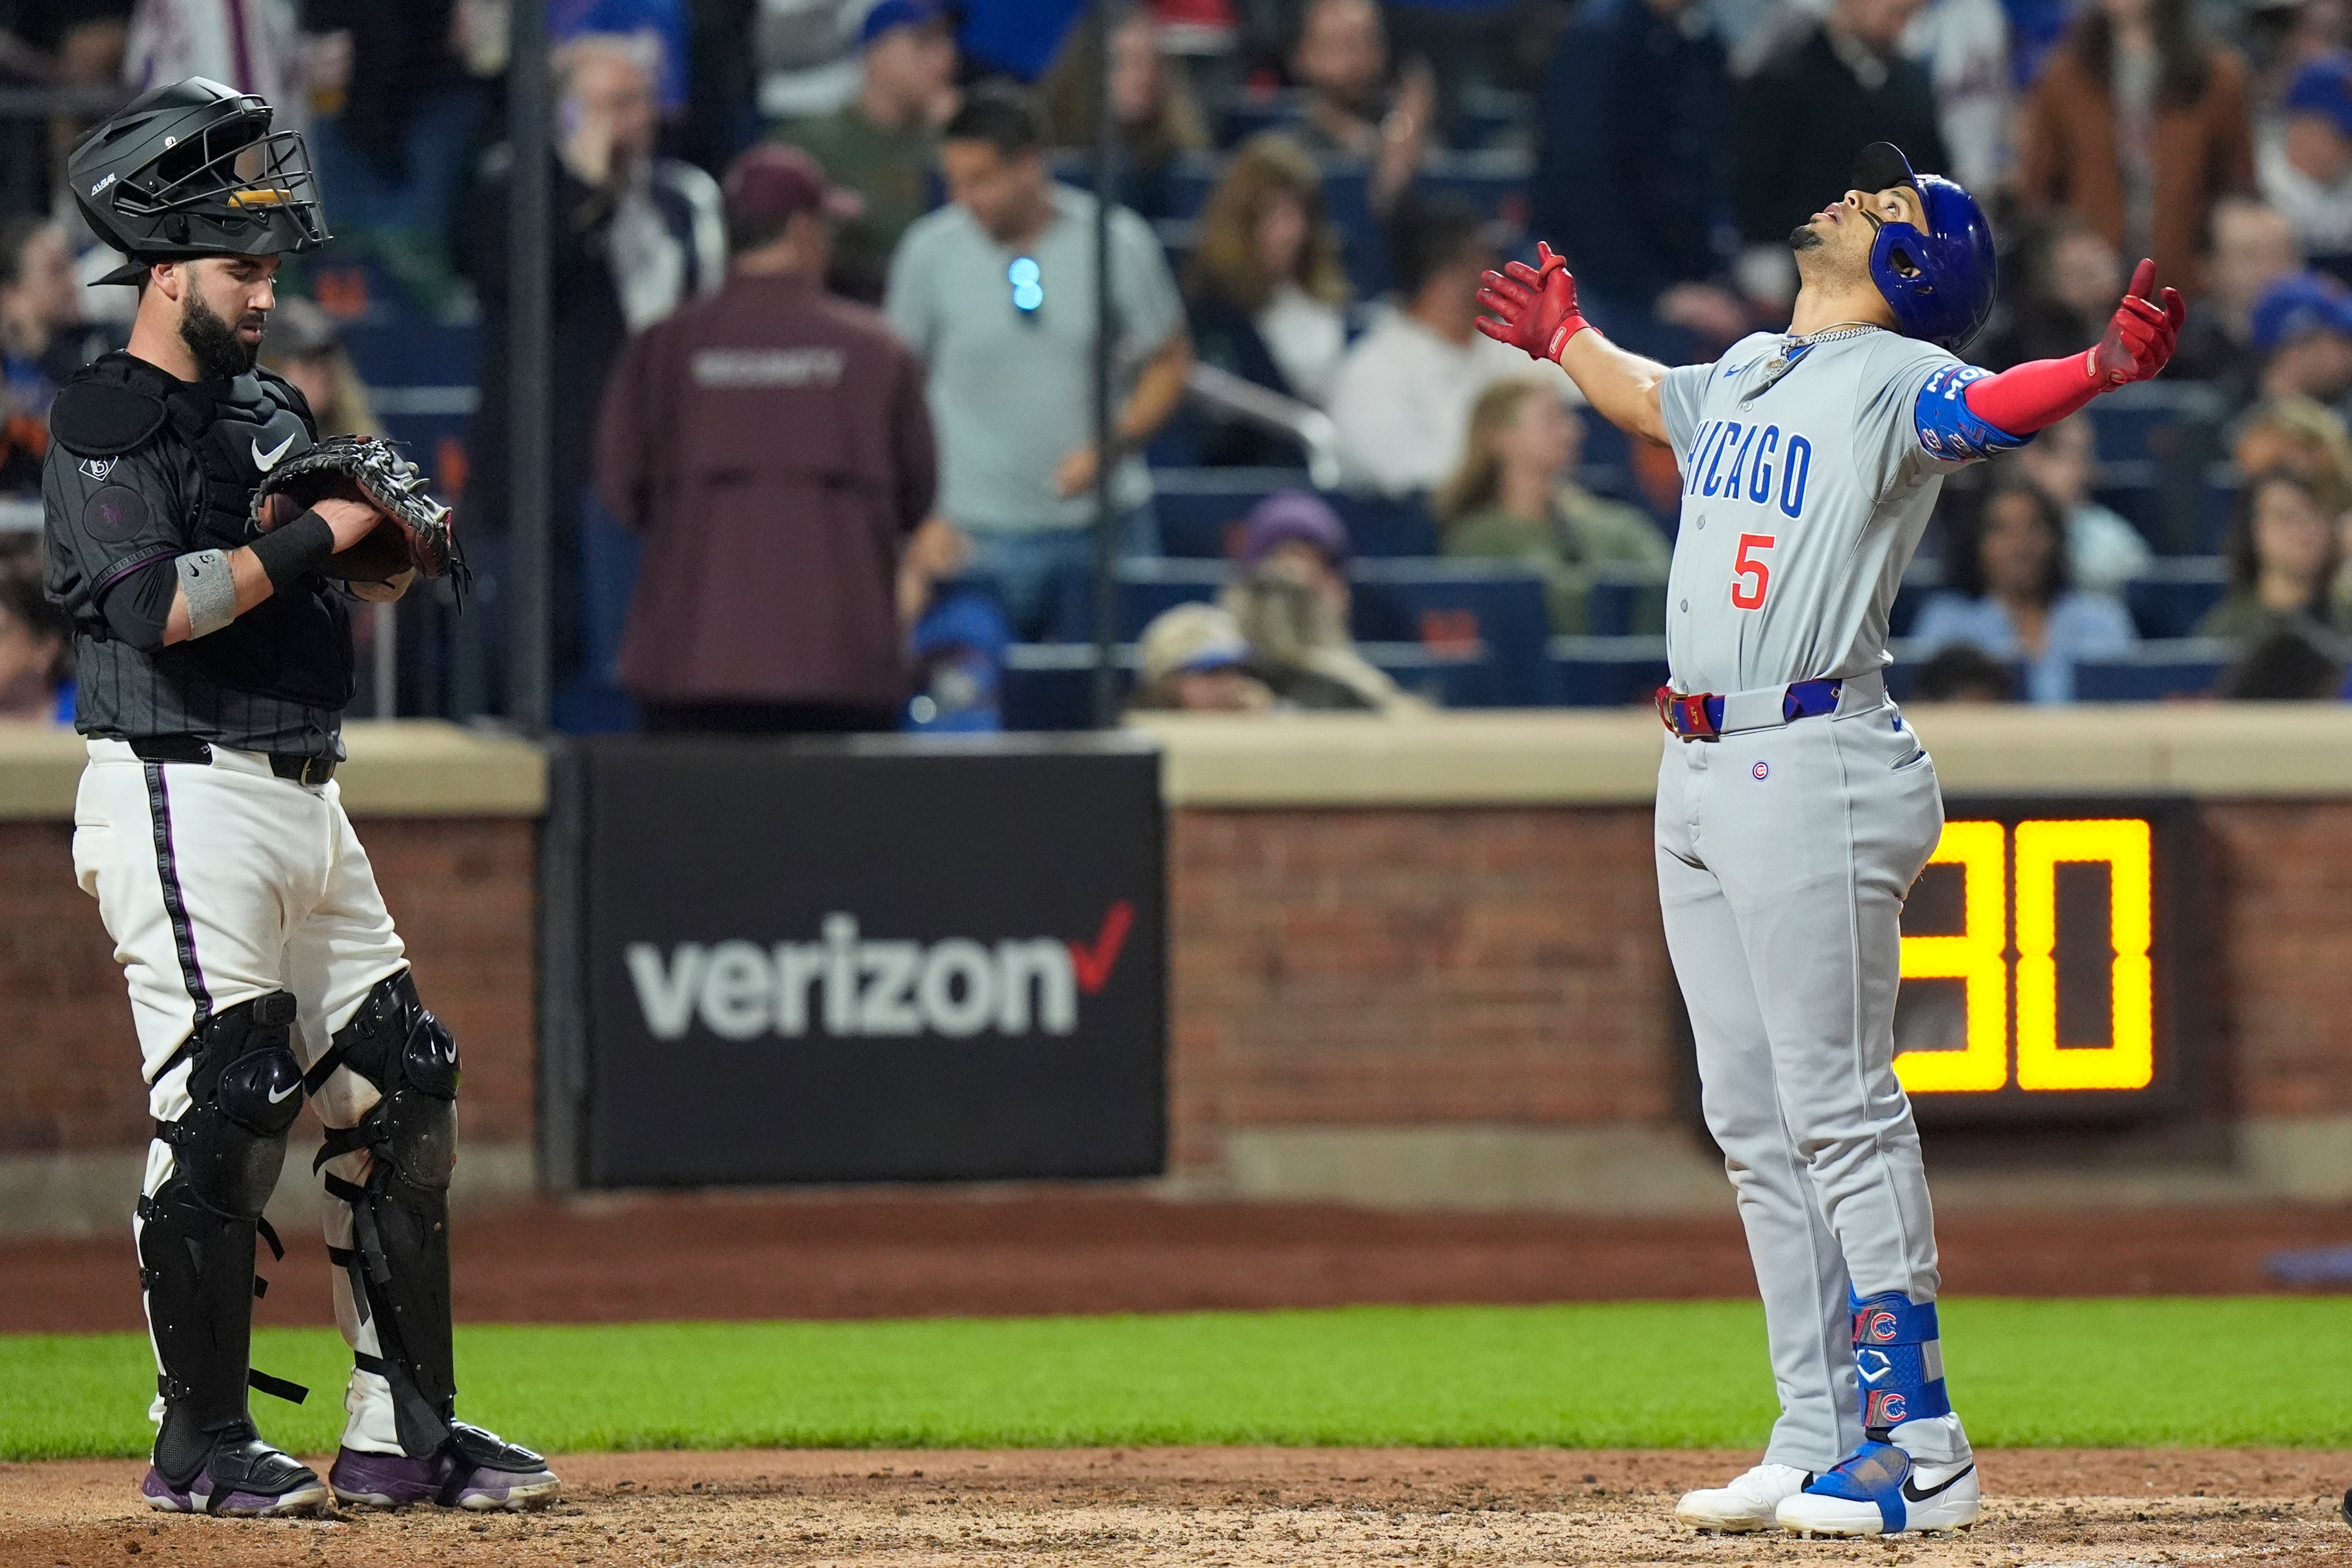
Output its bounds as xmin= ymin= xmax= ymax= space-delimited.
xmin=139 ymin=992 xmax=310 ymax=1485
xmin=312 ymin=970 xmax=462 ymax=1457
xmin=1850 ymin=1291 xmax=1952 ymax=1439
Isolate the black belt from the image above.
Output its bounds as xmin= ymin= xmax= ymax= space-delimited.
xmin=128 ymin=735 xmax=337 ymax=786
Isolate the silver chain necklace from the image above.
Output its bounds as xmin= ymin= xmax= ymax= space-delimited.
xmin=1757 ymin=321 xmax=1888 ymax=386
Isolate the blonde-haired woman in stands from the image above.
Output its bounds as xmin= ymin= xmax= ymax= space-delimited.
xmin=1182 ymin=132 xmax=1352 ymax=465
xmin=1433 ymin=377 xmax=1669 ymax=636
xmin=2232 ymin=395 xmax=2352 ymax=513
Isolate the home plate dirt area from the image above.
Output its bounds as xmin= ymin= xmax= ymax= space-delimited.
xmin=2 ymin=1448 xmax=2347 ymax=1567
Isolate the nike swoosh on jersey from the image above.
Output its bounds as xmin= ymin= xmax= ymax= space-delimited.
xmin=267 ymin=1080 xmax=300 ymax=1104
xmin=253 ymin=433 xmax=297 ymax=471
xmin=1899 ymin=1464 xmax=1974 ymax=1504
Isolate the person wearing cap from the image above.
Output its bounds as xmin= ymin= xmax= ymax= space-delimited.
xmin=1128 ymin=602 xmax=1273 ymax=712
xmin=258 ymin=296 xmax=381 ymax=441
xmin=595 ymin=143 xmax=938 ymax=734
xmin=2250 ymin=271 xmax=2352 ymax=411
xmin=770 ymin=0 xmax=958 ymax=305
xmin=1217 ymin=490 xmax=1424 ymax=713
xmin=2263 ymin=52 xmax=2352 ymax=264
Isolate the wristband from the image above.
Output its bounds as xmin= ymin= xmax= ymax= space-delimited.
xmin=250 ymin=509 xmax=336 ymax=590
xmin=174 ymin=550 xmax=236 ymax=638
xmin=1547 ymin=318 xmax=1594 ymax=362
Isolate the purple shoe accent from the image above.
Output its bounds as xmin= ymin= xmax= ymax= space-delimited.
xmin=141 ymin=1464 xmax=326 ymax=1517
xmin=330 ymin=1446 xmax=561 ymax=1512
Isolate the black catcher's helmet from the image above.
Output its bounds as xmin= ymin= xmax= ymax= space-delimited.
xmin=69 ymin=76 xmax=328 ymax=284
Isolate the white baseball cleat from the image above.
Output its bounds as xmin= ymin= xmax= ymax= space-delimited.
xmin=1774 ymin=1441 xmax=1980 ymax=1537
xmin=1673 ymin=1462 xmax=1813 ymax=1533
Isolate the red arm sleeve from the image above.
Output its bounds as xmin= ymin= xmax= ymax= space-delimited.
xmin=1959 ymin=352 xmax=2102 ymax=437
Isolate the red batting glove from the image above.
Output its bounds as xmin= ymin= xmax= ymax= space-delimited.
xmin=2086 ymin=258 xmax=2186 ymax=388
xmin=1475 ymin=241 xmax=1592 ymax=363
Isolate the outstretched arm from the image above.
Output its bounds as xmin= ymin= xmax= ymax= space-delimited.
xmin=1959 ymin=258 xmax=2186 ymax=437
xmin=1476 ymin=244 xmax=1672 ymax=446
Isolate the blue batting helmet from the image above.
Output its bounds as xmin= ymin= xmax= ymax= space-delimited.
xmin=1851 ymin=141 xmax=1996 ymax=354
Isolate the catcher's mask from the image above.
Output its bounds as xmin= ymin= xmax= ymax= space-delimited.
xmin=71 ymin=76 xmax=329 ymax=285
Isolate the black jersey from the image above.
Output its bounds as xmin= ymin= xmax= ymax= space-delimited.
xmin=42 ymin=352 xmax=353 ymax=754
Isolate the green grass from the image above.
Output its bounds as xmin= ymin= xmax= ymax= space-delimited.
xmin=6 ymin=1297 xmax=2349 ymax=1461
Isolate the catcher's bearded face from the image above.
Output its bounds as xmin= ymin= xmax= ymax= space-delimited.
xmin=174 ymin=255 xmax=279 ymax=380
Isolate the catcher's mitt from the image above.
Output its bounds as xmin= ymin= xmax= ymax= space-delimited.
xmin=249 ymin=434 xmax=464 ymax=590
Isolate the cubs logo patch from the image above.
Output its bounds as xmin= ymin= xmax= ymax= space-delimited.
xmin=1866 ymin=1390 xmax=1909 ymax=1428
xmin=79 ymin=456 xmax=116 ymax=482
xmin=1751 ymin=761 xmax=1770 ymax=780
xmin=1863 ymin=1309 xmax=1900 ymax=1343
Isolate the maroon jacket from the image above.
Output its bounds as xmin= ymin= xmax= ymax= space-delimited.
xmin=596 ymin=272 xmax=935 ymax=705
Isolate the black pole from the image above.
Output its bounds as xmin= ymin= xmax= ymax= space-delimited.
xmin=507 ymin=0 xmax=554 ymax=735
xmin=1088 ymin=0 xmax=1119 ymax=727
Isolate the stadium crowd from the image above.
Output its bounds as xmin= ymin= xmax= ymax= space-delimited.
xmin=5 ymin=0 xmax=2352 ymax=728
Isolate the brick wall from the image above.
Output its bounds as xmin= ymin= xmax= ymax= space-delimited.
xmin=1166 ymin=800 xmax=2352 ymax=1177
xmin=0 ymin=818 xmax=537 ymax=1155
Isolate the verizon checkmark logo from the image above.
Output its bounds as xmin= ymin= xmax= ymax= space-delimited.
xmin=626 ymin=900 xmax=1144 ymax=1041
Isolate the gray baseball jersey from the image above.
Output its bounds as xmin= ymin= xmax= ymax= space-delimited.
xmin=1656 ymin=328 xmax=1994 ymax=697
xmin=1647 ymin=324 xmax=2018 ymax=1476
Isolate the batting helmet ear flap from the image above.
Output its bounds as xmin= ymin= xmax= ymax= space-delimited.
xmin=1850 ymin=141 xmax=1998 ymax=354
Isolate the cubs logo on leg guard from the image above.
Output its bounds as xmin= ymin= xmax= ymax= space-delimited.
xmin=137 ymin=991 xmax=322 ymax=1512
xmin=1775 ymin=1292 xmax=1977 ymax=1537
xmin=307 ymin=970 xmax=461 ymax=1456
xmin=1849 ymin=1292 xmax=1951 ymax=1438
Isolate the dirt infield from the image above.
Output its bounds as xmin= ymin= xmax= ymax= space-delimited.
xmin=2 ymin=1448 xmax=2347 ymax=1566
xmin=6 ymin=1191 xmax=2352 ymax=1333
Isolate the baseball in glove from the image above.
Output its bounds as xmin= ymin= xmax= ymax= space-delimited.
xmin=249 ymin=434 xmax=465 ymax=599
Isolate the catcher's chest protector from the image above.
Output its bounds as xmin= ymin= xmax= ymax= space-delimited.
xmin=56 ymin=354 xmax=353 ymax=709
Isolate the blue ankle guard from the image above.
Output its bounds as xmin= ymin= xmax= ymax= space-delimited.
xmin=1851 ymin=1290 xmax=1951 ymax=1434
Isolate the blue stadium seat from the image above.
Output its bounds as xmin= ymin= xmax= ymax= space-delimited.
xmin=2072 ymin=642 xmax=2232 ymax=701
xmin=1585 ymin=568 xmax=1668 ymax=637
xmin=1325 ymin=490 xmax=1441 ymax=556
xmin=1049 ymin=560 xmax=1227 ymax=643
xmin=2085 ymin=382 xmax=2225 ymax=463
xmin=339 ymin=318 xmax=480 ymax=470
xmin=1417 ymin=149 xmax=1532 ymax=230
xmin=1549 ymin=636 xmax=1668 ymax=708
xmin=2122 ymin=562 xmax=2227 ymax=638
xmin=1360 ymin=642 xmax=1502 ymax=706
xmin=1152 ymin=468 xmax=1314 ymax=558
xmin=1348 ymin=560 xmax=1552 ymax=703
xmin=2196 ymin=469 xmax=2237 ymax=554
xmin=1001 ymin=645 xmax=1123 ymax=731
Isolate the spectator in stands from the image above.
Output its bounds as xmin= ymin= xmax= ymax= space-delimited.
xmin=1219 ymin=490 xmax=1423 ymax=711
xmin=1128 ymin=602 xmax=1275 ymax=712
xmin=258 ymin=296 xmax=381 ymax=440
xmin=1 ymin=214 xmax=116 ymax=495
xmin=0 ymin=541 xmax=69 ymax=725
xmin=1288 ymin=0 xmax=1434 ymax=216
xmin=123 ymin=0 xmax=301 ymax=111
xmin=597 ymin=145 xmax=936 ymax=734
xmin=2263 ymin=52 xmax=2352 ymax=266
xmin=2170 ymin=196 xmax=2302 ymax=394
xmin=2233 ymin=394 xmax=2352 ymax=511
xmin=2212 ymin=619 xmax=2346 ymax=699
xmin=1327 ymin=197 xmax=1559 ymax=498
xmin=1911 ymin=473 xmax=2138 ymax=702
xmin=1902 ymin=0 xmax=2012 ymax=195
xmin=0 ymin=0 xmax=130 ymax=202
xmin=2249 ymin=271 xmax=2352 ymax=410
xmin=1040 ymin=2 xmax=1209 ymax=221
xmin=549 ymin=0 xmax=694 ymax=118
xmin=2013 ymin=0 xmax=2254 ymax=299
xmin=886 ymin=87 xmax=1191 ymax=640
xmin=2198 ymin=468 xmax=2349 ymax=640
xmin=1909 ymin=643 xmax=2016 ymax=702
xmin=771 ymin=0 xmax=957 ymax=305
xmin=1731 ymin=0 xmax=1949 ymax=258
xmin=2011 ymin=412 xmax=2152 ymax=594
xmin=1433 ymin=378 xmax=1671 ymax=636
xmin=461 ymin=31 xmax=724 ymax=713
xmin=1982 ymin=214 xmax=2125 ymax=368
xmin=1531 ymin=0 xmax=1744 ymax=364
xmin=1183 ymin=133 xmax=1352 ymax=465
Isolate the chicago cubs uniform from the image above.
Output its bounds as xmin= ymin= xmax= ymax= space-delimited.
xmin=1476 ymin=139 xmax=2187 ymax=1537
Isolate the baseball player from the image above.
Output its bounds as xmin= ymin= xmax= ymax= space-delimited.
xmin=43 ymin=78 xmax=555 ymax=1516
xmin=1477 ymin=143 xmax=2183 ymax=1537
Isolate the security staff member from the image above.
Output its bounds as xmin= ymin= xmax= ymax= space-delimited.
xmin=44 ymin=77 xmax=558 ymax=1518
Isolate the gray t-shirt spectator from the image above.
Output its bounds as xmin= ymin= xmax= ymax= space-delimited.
xmin=886 ymin=183 xmax=1182 ymax=534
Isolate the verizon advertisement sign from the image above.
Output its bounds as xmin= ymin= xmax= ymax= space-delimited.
xmin=573 ymin=736 xmax=1165 ymax=1186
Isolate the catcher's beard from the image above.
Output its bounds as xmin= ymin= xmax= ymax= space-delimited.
xmin=179 ymin=289 xmax=262 ymax=381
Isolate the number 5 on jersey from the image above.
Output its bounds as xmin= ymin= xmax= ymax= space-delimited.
xmin=1731 ymin=533 xmax=1775 ymax=610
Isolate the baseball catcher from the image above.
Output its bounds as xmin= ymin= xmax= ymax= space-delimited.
xmin=42 ymin=76 xmax=553 ymax=1517
xmin=1477 ymin=141 xmax=2182 ymax=1538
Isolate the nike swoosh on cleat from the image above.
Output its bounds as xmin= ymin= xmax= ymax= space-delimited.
xmin=1900 ymin=1465 xmax=1974 ymax=1504
xmin=253 ymin=433 xmax=297 ymax=471
xmin=267 ymin=1081 xmax=300 ymax=1104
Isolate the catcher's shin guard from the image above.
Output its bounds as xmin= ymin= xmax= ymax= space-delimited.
xmin=311 ymin=969 xmax=462 ymax=1457
xmin=1850 ymin=1291 xmax=1951 ymax=1440
xmin=139 ymin=992 xmax=310 ymax=1485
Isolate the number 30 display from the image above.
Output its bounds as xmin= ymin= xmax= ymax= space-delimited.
xmin=1896 ymin=818 xmax=2156 ymax=1094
